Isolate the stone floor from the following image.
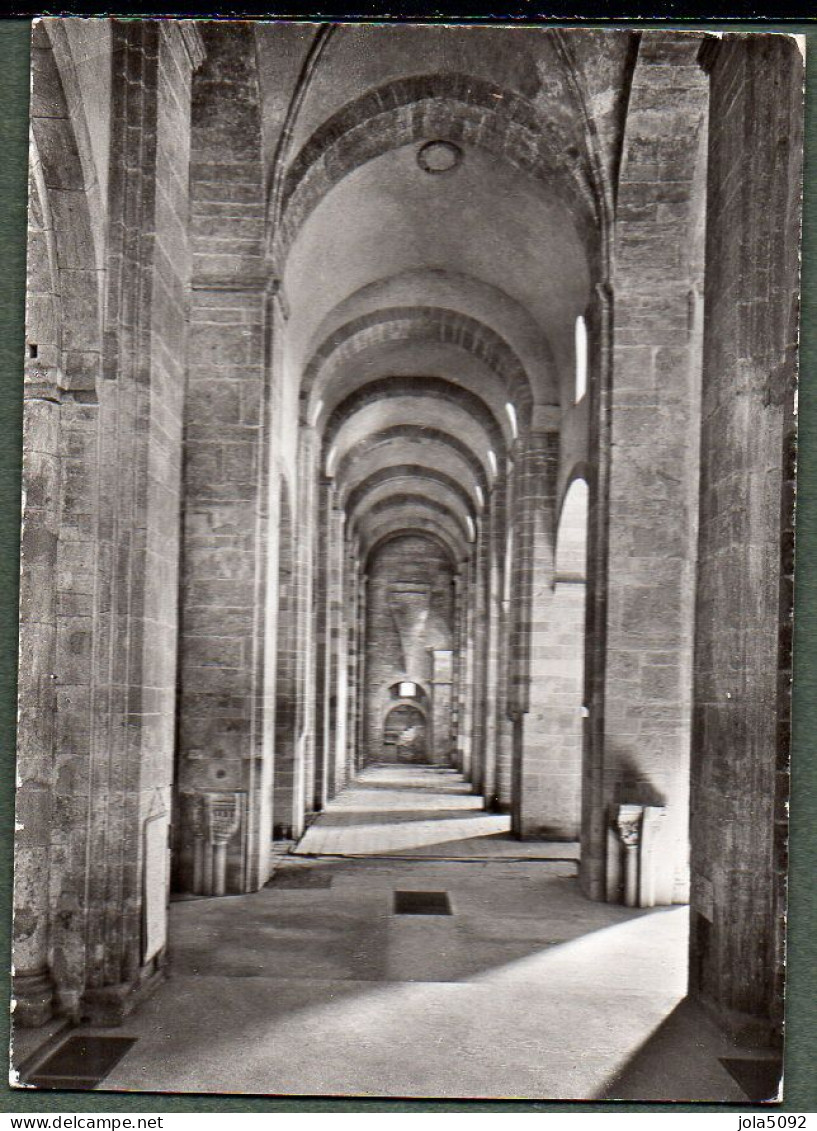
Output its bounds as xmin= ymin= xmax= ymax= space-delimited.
xmin=293 ymin=764 xmax=579 ymax=859
xmin=21 ymin=765 xmax=752 ymax=1101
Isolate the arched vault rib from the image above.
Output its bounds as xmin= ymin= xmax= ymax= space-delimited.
xmin=363 ymin=519 xmax=468 ymax=568
xmin=301 ymin=306 xmax=533 ymax=429
xmin=275 ymin=73 xmax=599 ymax=263
xmin=334 ymin=437 xmax=486 ymax=508
xmin=327 ymin=399 xmax=498 ymax=480
xmin=365 ymin=528 xmax=461 ymax=571
xmin=333 ymin=425 xmax=490 ymax=495
xmin=353 ymin=495 xmax=471 ymax=545
xmin=321 ymin=376 xmax=507 ymax=458
xmin=343 ymin=464 xmax=477 ymax=521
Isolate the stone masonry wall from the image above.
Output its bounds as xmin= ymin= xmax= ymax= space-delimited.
xmin=175 ymin=23 xmax=267 ymax=891
xmin=76 ymin=21 xmax=202 ymax=1023
xmin=581 ymin=34 xmax=708 ymax=901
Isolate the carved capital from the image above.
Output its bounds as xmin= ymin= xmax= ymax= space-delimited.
xmin=203 ymin=792 xmax=241 ymax=846
xmin=616 ymin=803 xmax=643 ymax=847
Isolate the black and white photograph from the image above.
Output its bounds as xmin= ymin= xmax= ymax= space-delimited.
xmin=9 ymin=17 xmax=804 ymax=1102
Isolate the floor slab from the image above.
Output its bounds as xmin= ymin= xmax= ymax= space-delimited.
xmin=294 ymin=765 xmax=580 ymax=860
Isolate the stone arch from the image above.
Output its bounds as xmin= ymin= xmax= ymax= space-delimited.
xmin=362 ymin=494 xmax=469 ymax=530
xmin=355 ymin=497 xmax=472 ymax=549
xmin=344 ymin=465 xmax=477 ymax=521
xmin=301 ymin=307 xmax=534 ymax=428
xmin=382 ymin=704 xmax=428 ymax=763
xmin=30 ymin=19 xmax=102 ymax=391
xmin=322 ymin=376 xmax=508 ymax=456
xmin=334 ymin=425 xmax=491 ymax=495
xmin=556 ymin=467 xmax=591 ymax=577
xmin=555 ymin=476 xmax=589 ymax=582
xmin=365 ymin=527 xmax=463 ymax=569
xmin=276 ymin=73 xmax=599 ymax=262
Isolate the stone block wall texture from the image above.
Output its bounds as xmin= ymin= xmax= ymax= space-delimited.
xmin=511 ymin=429 xmax=586 ymax=839
xmin=271 ymin=481 xmax=298 ymax=838
xmin=477 ymin=477 xmax=506 ymax=805
xmin=176 ymin=23 xmax=268 ymax=889
xmin=14 ymin=23 xmax=93 ymax=1021
xmin=581 ymin=36 xmax=708 ymax=900
xmin=363 ymin=535 xmax=454 ymax=763
xmin=14 ymin=20 xmax=206 ymax=1023
xmin=689 ymin=34 xmax=802 ymax=1046
xmin=13 ymin=24 xmax=800 ymax=1057
xmin=311 ymin=480 xmax=332 ymax=811
xmin=77 ymin=21 xmax=202 ymax=1022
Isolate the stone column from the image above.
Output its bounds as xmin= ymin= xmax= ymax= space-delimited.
xmin=354 ymin=573 xmax=368 ymax=778
xmin=13 ymin=363 xmax=61 ymax=1025
xmin=480 ymin=474 xmax=506 ymax=807
xmin=456 ymin=564 xmax=475 ymax=778
xmin=311 ymin=477 xmax=332 ymax=812
xmin=430 ymin=650 xmax=454 ymax=765
xmin=689 ymin=34 xmax=802 ymax=1046
xmin=292 ymin=426 xmax=319 ymax=839
xmin=344 ymin=540 xmax=359 ymax=790
xmin=511 ymin=422 xmax=574 ymax=839
xmin=495 ymin=460 xmax=515 ymax=811
xmin=467 ymin=524 xmax=488 ymax=792
xmin=581 ymin=38 xmax=708 ymax=901
xmin=616 ymin=805 xmax=643 ymax=909
xmin=80 ymin=21 xmax=206 ymax=1025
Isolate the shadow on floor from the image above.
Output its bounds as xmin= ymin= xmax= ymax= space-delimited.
xmin=90 ymin=879 xmax=693 ymax=1098
xmin=311 ymin=807 xmax=488 ymax=828
xmin=169 ymin=857 xmax=657 ymax=986
xmin=596 ymin=996 xmax=776 ymax=1103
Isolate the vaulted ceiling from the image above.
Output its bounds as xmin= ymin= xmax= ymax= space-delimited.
xmin=253 ymin=22 xmax=638 ymax=569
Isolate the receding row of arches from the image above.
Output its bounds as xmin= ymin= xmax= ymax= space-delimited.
xmin=12 ymin=22 xmax=799 ymax=1077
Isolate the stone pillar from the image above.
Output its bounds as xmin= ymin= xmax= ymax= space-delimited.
xmin=292 ymin=426 xmax=319 ymax=839
xmin=467 ymin=524 xmax=488 ymax=791
xmin=430 ymin=650 xmax=454 ymax=765
xmin=354 ymin=573 xmax=368 ymax=778
xmin=13 ymin=365 xmax=61 ymax=1025
xmin=75 ymin=21 xmax=207 ymax=1026
xmin=495 ymin=461 xmax=515 ymax=811
xmin=311 ymin=477 xmax=332 ymax=812
xmin=344 ymin=541 xmax=360 ymax=790
xmin=328 ymin=506 xmax=348 ymax=796
xmin=455 ymin=566 xmax=472 ymax=776
xmin=511 ymin=423 xmax=582 ymax=840
xmin=175 ymin=19 xmax=268 ymax=893
xmin=616 ymin=805 xmax=642 ymax=909
xmin=689 ymin=34 xmax=802 ymax=1047
xmin=480 ymin=474 xmax=506 ymax=806
xmin=581 ymin=36 xmax=708 ymax=901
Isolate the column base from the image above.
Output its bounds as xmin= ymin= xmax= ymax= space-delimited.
xmin=12 ymin=971 xmax=54 ymax=1028
xmin=81 ymin=962 xmax=166 ymax=1028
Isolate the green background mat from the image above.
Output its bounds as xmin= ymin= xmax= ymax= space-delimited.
xmin=0 ymin=14 xmax=815 ymax=1115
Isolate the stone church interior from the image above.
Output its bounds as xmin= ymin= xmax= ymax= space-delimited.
xmin=13 ymin=19 xmax=802 ymax=1099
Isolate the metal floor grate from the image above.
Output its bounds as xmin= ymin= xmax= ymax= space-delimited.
xmin=393 ymin=890 xmax=452 ymax=915
xmin=24 ymin=1035 xmax=137 ymax=1091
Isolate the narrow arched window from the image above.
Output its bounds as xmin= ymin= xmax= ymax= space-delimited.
xmin=574 ymin=315 xmax=587 ymax=404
